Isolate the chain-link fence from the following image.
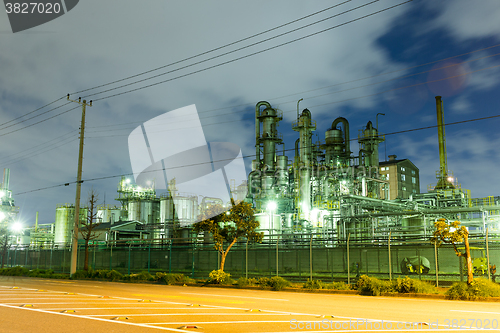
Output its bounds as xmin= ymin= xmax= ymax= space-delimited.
xmin=2 ymin=234 xmax=499 ymax=285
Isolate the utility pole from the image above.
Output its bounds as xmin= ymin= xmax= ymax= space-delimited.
xmin=67 ymin=94 xmax=92 ymax=276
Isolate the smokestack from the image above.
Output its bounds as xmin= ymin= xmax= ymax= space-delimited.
xmin=435 ymin=96 xmax=454 ymax=190
xmin=2 ymin=168 xmax=10 ymax=190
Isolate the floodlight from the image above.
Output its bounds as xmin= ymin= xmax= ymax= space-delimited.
xmin=11 ymin=222 xmax=23 ymax=233
xmin=267 ymin=201 xmax=277 ymax=211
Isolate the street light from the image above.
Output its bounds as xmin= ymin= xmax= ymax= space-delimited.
xmin=376 ymin=113 xmax=385 ymax=131
xmin=11 ymin=222 xmax=23 ymax=233
xmin=267 ymin=201 xmax=277 ymax=233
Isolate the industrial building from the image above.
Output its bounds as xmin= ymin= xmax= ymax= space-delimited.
xmin=10 ymin=96 xmax=500 ymax=249
xmin=243 ymin=97 xmax=499 ymax=240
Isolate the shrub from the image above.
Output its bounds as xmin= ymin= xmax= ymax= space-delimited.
xmin=237 ymin=277 xmax=258 ymax=288
xmin=91 ymin=269 xmax=109 ymax=280
xmin=447 ymin=279 xmax=500 ymax=300
xmin=392 ymin=276 xmax=438 ymax=294
xmin=71 ymin=270 xmax=90 ymax=280
xmin=157 ymin=273 xmax=191 ymax=285
xmin=329 ymin=281 xmax=351 ymax=290
xmin=257 ymin=277 xmax=270 ymax=287
xmin=303 ymin=279 xmax=324 ymax=290
xmin=0 ymin=266 xmax=29 ymax=276
xmin=106 ymin=270 xmax=123 ymax=281
xmin=208 ymin=270 xmax=232 ymax=284
xmin=127 ymin=271 xmax=154 ymax=282
xmin=268 ymin=276 xmax=291 ymax=291
xmin=356 ymin=275 xmax=391 ymax=296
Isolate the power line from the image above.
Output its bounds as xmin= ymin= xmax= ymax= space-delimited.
xmin=0 ymin=1 xmax=408 ymax=137
xmin=89 ymin=1 xmax=412 ymax=102
xmin=70 ymin=0 xmax=353 ymax=96
xmin=0 ymin=96 xmax=66 ymax=128
xmin=83 ymin=42 xmax=500 ymax=132
xmin=0 ymin=105 xmax=80 ymax=138
xmin=0 ymin=101 xmax=72 ymax=131
xmin=84 ymin=62 xmax=500 ymax=138
xmin=15 ymin=111 xmax=500 ymax=196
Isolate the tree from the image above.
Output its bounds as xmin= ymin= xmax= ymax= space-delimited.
xmin=79 ymin=189 xmax=103 ymax=271
xmin=0 ymin=227 xmax=10 ymax=269
xmin=193 ymin=200 xmax=263 ymax=272
xmin=432 ymin=218 xmax=473 ymax=285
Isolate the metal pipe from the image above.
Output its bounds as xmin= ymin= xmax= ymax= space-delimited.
xmin=297 ymin=98 xmax=303 ymax=121
xmin=255 ymin=101 xmax=272 ymax=164
xmin=331 ymin=117 xmax=350 ymax=160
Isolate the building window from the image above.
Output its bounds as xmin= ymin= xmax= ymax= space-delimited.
xmin=401 ymin=167 xmax=406 ymax=172
xmin=411 ymin=170 xmax=415 ymax=175
xmin=413 ymin=189 xmax=417 ymax=194
xmin=401 ymin=174 xmax=406 ymax=181
xmin=402 ymin=186 xmax=406 ymax=191
xmin=385 ymin=173 xmax=389 ymax=180
xmin=412 ymin=177 xmax=416 ymax=184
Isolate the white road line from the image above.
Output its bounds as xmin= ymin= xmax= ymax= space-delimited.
xmin=87 ymin=312 xmax=295 ymax=317
xmin=41 ymin=307 xmax=223 ymax=311
xmin=450 ymin=309 xmax=500 ymax=315
xmin=0 ymin=303 xmax=187 ymax=332
xmin=0 ymin=301 xmax=169 ymax=305
xmin=259 ymin=328 xmax=482 ymax=333
xmin=150 ymin=320 xmax=310 ymax=324
xmin=180 ymin=292 xmax=289 ymax=301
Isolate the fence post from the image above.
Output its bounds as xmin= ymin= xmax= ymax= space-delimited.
xmin=109 ymin=242 xmax=113 ymax=270
xmin=245 ymin=240 xmax=248 ymax=279
xmin=50 ymin=245 xmax=53 ymax=270
xmin=309 ymin=234 xmax=313 ymax=281
xmin=93 ymin=242 xmax=96 ymax=271
xmin=486 ymin=228 xmax=491 ymax=281
xmin=148 ymin=242 xmax=151 ymax=274
xmin=191 ymin=240 xmax=195 ymax=279
xmin=168 ymin=241 xmax=172 ymax=274
xmin=347 ymin=233 xmax=350 ymax=285
xmin=434 ymin=240 xmax=439 ymax=287
xmin=276 ymin=235 xmax=279 ymax=277
xmin=13 ymin=246 xmax=17 ymax=267
xmin=388 ymin=232 xmax=392 ymax=281
xmin=128 ymin=243 xmax=131 ymax=275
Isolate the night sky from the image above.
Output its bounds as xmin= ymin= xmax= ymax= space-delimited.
xmin=1 ymin=0 xmax=500 ymax=227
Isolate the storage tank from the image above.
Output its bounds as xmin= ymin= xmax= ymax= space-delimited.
xmin=173 ymin=195 xmax=198 ymax=227
xmin=54 ymin=204 xmax=87 ymax=247
xmin=97 ymin=207 xmax=122 ymax=224
xmin=127 ymin=201 xmax=140 ymax=221
xmin=255 ymin=213 xmax=281 ymax=234
xmin=160 ymin=195 xmax=175 ymax=238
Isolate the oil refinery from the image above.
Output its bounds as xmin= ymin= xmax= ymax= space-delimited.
xmin=4 ymin=96 xmax=500 ymax=249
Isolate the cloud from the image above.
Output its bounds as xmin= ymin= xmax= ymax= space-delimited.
xmin=428 ymin=0 xmax=500 ymax=41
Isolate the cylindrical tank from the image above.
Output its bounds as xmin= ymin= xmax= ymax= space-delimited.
xmin=261 ymin=107 xmax=278 ymax=169
xmin=97 ymin=208 xmax=122 ymax=224
xmin=276 ymin=155 xmax=288 ymax=187
xmin=54 ymin=205 xmax=73 ymax=246
xmin=127 ymin=201 xmax=140 ymax=221
xmin=173 ymin=196 xmax=198 ymax=227
xmin=324 ymin=129 xmax=344 ymax=165
xmin=261 ymin=175 xmax=275 ymax=197
xmin=283 ymin=213 xmax=294 ymax=229
xmin=255 ymin=213 xmax=281 ymax=234
xmin=54 ymin=204 xmax=87 ymax=247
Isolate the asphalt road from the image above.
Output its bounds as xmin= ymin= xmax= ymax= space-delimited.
xmin=1 ymin=276 xmax=499 ymax=332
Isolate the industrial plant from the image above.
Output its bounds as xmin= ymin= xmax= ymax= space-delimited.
xmin=3 ymin=96 xmax=500 ymax=251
